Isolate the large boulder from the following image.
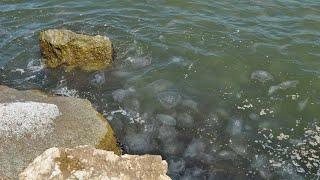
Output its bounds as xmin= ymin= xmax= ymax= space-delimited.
xmin=0 ymin=86 xmax=120 ymax=179
xmin=19 ymin=145 xmax=171 ymax=180
xmin=39 ymin=29 xmax=114 ymax=71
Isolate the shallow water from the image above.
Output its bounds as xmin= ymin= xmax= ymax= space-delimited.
xmin=1 ymin=0 xmax=320 ymax=179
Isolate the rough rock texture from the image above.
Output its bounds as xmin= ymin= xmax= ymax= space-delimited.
xmin=19 ymin=146 xmax=171 ymax=180
xmin=39 ymin=29 xmax=114 ymax=71
xmin=0 ymin=86 xmax=120 ymax=179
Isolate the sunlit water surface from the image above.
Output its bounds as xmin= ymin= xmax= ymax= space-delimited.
xmin=1 ymin=0 xmax=320 ymax=179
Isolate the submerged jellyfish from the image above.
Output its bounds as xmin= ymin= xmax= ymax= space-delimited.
xmin=251 ymin=70 xmax=274 ymax=83
xmin=157 ymin=91 xmax=181 ymax=109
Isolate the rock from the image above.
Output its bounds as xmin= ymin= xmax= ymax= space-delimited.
xmin=251 ymin=70 xmax=274 ymax=83
xmin=39 ymin=29 xmax=114 ymax=71
xmin=0 ymin=85 xmax=120 ymax=179
xmin=19 ymin=145 xmax=171 ymax=180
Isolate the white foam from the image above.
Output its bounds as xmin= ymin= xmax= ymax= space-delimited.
xmin=0 ymin=101 xmax=60 ymax=138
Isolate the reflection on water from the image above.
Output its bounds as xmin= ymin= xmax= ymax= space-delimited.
xmin=1 ymin=0 xmax=320 ymax=179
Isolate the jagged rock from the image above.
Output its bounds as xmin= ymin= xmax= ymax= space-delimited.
xmin=19 ymin=145 xmax=171 ymax=180
xmin=39 ymin=29 xmax=114 ymax=71
xmin=0 ymin=86 xmax=120 ymax=179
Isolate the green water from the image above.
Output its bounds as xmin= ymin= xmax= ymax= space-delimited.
xmin=1 ymin=0 xmax=320 ymax=179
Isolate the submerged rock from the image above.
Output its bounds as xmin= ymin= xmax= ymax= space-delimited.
xmin=0 ymin=85 xmax=120 ymax=179
xmin=251 ymin=70 xmax=274 ymax=83
xmin=268 ymin=80 xmax=299 ymax=95
xmin=39 ymin=29 xmax=114 ymax=71
xmin=19 ymin=145 xmax=171 ymax=180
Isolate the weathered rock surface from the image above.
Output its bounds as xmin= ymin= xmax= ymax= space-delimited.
xmin=39 ymin=29 xmax=114 ymax=71
xmin=0 ymin=85 xmax=120 ymax=179
xmin=19 ymin=145 xmax=171 ymax=180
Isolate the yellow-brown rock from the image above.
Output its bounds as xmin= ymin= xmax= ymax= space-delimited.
xmin=39 ymin=29 xmax=114 ymax=71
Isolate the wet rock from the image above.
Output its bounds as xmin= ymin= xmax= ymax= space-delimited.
xmin=251 ymin=70 xmax=274 ymax=83
xmin=156 ymin=114 xmax=177 ymax=126
xmin=39 ymin=29 xmax=113 ymax=71
xmin=157 ymin=91 xmax=182 ymax=109
xmin=177 ymin=113 xmax=194 ymax=128
xmin=19 ymin=145 xmax=170 ymax=180
xmin=0 ymin=86 xmax=120 ymax=179
xmin=268 ymin=80 xmax=299 ymax=95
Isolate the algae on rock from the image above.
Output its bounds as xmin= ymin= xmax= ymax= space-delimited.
xmin=39 ymin=29 xmax=114 ymax=71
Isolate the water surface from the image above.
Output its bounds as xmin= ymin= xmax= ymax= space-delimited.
xmin=1 ymin=0 xmax=320 ymax=179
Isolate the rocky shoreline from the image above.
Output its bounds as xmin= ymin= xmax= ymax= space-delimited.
xmin=0 ymin=29 xmax=170 ymax=180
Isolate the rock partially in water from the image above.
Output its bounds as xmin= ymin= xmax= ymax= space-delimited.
xmin=0 ymin=85 xmax=120 ymax=179
xmin=268 ymin=80 xmax=299 ymax=95
xmin=19 ymin=145 xmax=170 ymax=180
xmin=156 ymin=114 xmax=177 ymax=126
xmin=157 ymin=91 xmax=182 ymax=109
xmin=251 ymin=70 xmax=274 ymax=83
xmin=177 ymin=113 xmax=194 ymax=128
xmin=39 ymin=29 xmax=114 ymax=71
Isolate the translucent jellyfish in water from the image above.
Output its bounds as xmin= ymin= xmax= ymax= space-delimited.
xmin=268 ymin=80 xmax=299 ymax=95
xmin=251 ymin=70 xmax=274 ymax=83
xmin=162 ymin=139 xmax=185 ymax=156
xmin=123 ymin=98 xmax=140 ymax=114
xmin=112 ymin=88 xmax=135 ymax=103
xmin=184 ymin=139 xmax=206 ymax=159
xmin=181 ymin=99 xmax=198 ymax=111
xmin=228 ymin=118 xmax=243 ymax=136
xmin=157 ymin=125 xmax=177 ymax=142
xmin=125 ymin=56 xmax=152 ymax=68
xmin=168 ymin=158 xmax=186 ymax=174
xmin=145 ymin=79 xmax=174 ymax=94
xmin=180 ymin=167 xmax=205 ymax=180
xmin=157 ymin=91 xmax=182 ymax=109
xmin=177 ymin=113 xmax=194 ymax=128
xmin=90 ymin=72 xmax=105 ymax=86
xmin=251 ymin=154 xmax=271 ymax=179
xmin=156 ymin=114 xmax=176 ymax=126
xmin=111 ymin=70 xmax=131 ymax=78
xmin=124 ymin=133 xmax=155 ymax=153
xmin=205 ymin=113 xmax=220 ymax=127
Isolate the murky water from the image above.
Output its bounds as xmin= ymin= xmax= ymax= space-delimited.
xmin=1 ymin=0 xmax=320 ymax=179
